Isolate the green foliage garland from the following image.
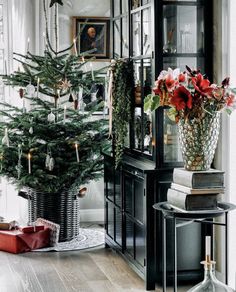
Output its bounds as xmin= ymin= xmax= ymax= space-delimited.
xmin=113 ymin=60 xmax=134 ymax=167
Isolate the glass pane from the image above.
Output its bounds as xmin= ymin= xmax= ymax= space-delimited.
xmin=115 ymin=208 xmax=122 ymax=246
xmin=104 ymin=159 xmax=114 ymax=201
xmin=135 ymin=224 xmax=145 ymax=266
xmin=143 ymin=8 xmax=152 ymax=55
xmin=134 ymin=60 xmax=142 ymax=105
xmin=132 ymin=12 xmax=141 ymax=56
xmin=134 ymin=108 xmax=142 ymax=150
xmin=115 ymin=169 xmax=121 ymax=207
xmin=114 ymin=21 xmax=121 ymax=58
xmin=122 ymin=0 xmax=129 ymax=14
xmin=143 ymin=112 xmax=152 ymax=154
xmin=107 ymin=202 xmax=114 ymax=239
xmin=0 ymin=5 xmax=3 ymax=43
xmin=0 ymin=49 xmax=4 ymax=74
xmin=132 ymin=0 xmax=141 ymax=10
xmin=113 ymin=0 xmax=120 ymax=17
xmin=122 ymin=16 xmax=129 ymax=57
xmin=163 ymin=5 xmax=203 ymax=54
xmin=142 ymin=0 xmax=151 ymax=4
xmin=125 ymin=217 xmax=134 ymax=257
xmin=163 ymin=109 xmax=182 ymax=163
xmin=134 ymin=179 xmax=144 ymax=223
xmin=163 ymin=56 xmax=204 ymax=72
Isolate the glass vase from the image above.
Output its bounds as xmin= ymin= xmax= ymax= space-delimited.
xmin=177 ymin=112 xmax=221 ymax=171
xmin=188 ymin=236 xmax=234 ymax=292
xmin=188 ymin=262 xmax=234 ymax=292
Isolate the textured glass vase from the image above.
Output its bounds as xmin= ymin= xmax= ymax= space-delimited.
xmin=188 ymin=262 xmax=234 ymax=292
xmin=177 ymin=112 xmax=221 ymax=171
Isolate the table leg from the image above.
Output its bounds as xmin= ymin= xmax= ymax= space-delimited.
xmin=173 ymin=217 xmax=177 ymax=292
xmin=225 ymin=212 xmax=228 ymax=285
xmin=163 ymin=215 xmax=166 ymax=292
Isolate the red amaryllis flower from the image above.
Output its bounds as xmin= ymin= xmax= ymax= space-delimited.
xmin=153 ymin=79 xmax=163 ymax=95
xmin=170 ymin=86 xmax=192 ymax=111
xmin=165 ymin=73 xmax=176 ymax=92
xmin=178 ymin=73 xmax=186 ymax=83
xmin=226 ymin=93 xmax=235 ymax=107
xmin=191 ymin=73 xmax=213 ymax=97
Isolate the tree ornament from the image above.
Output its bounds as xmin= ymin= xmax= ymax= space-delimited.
xmin=48 ymin=157 xmax=55 ymax=171
xmin=47 ymin=111 xmax=56 ymax=123
xmin=74 ymin=100 xmax=78 ymax=110
xmin=29 ymin=127 xmax=33 ymax=134
xmin=26 ymin=84 xmax=35 ymax=96
xmin=60 ymin=78 xmax=72 ymax=91
xmin=69 ymin=93 xmax=73 ymax=102
xmin=49 ymin=0 xmax=63 ymax=7
xmin=19 ymin=88 xmax=24 ymax=98
xmin=16 ymin=144 xmax=23 ymax=179
xmin=2 ymin=128 xmax=10 ymax=147
xmin=45 ymin=153 xmax=50 ymax=168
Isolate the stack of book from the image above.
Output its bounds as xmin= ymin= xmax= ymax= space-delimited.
xmin=167 ymin=168 xmax=224 ymax=211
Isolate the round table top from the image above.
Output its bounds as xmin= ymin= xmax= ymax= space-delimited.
xmin=153 ymin=201 xmax=236 ymax=219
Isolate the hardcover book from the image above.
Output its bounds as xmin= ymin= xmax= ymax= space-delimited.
xmin=173 ymin=168 xmax=224 ymax=189
xmin=167 ymin=188 xmax=219 ymax=211
xmin=171 ymin=183 xmax=224 ymax=195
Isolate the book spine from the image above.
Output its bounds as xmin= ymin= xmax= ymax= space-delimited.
xmin=173 ymin=169 xmax=224 ymax=189
xmin=167 ymin=188 xmax=218 ymax=211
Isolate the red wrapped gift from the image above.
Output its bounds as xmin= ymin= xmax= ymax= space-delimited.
xmin=0 ymin=228 xmax=50 ymax=254
xmin=20 ymin=225 xmax=44 ymax=233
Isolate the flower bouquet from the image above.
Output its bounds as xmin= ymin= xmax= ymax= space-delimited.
xmin=144 ymin=66 xmax=236 ymax=170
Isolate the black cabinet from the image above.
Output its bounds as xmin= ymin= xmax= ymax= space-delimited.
xmin=106 ymin=0 xmax=213 ymax=289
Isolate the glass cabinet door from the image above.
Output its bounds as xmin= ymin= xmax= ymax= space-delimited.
xmin=162 ymin=3 xmax=205 ymax=71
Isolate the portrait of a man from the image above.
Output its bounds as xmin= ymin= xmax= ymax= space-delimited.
xmin=72 ymin=17 xmax=110 ymax=59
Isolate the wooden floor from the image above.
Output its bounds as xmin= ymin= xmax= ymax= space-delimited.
xmin=0 ymin=245 xmax=193 ymax=292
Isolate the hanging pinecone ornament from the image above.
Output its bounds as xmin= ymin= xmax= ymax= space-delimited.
xmin=19 ymin=88 xmax=24 ymax=98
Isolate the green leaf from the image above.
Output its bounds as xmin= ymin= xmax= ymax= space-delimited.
xmin=167 ymin=107 xmax=178 ymax=122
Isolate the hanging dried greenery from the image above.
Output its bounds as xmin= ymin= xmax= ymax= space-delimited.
xmin=112 ymin=59 xmax=134 ymax=167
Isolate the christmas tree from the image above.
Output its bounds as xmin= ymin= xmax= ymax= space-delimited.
xmin=0 ymin=0 xmax=109 ymax=195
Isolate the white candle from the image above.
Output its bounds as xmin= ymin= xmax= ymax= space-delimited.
xmin=4 ymin=60 xmax=7 ymax=75
xmin=22 ymin=97 xmax=26 ymax=113
xmin=205 ymin=236 xmax=211 ymax=260
xmin=63 ymin=105 xmax=67 ymax=124
xmin=37 ymin=77 xmax=40 ymax=97
xmin=90 ymin=62 xmax=95 ymax=81
xmin=28 ymin=153 xmax=31 ymax=174
xmin=75 ymin=143 xmax=80 ymax=162
xmin=27 ymin=37 xmax=30 ymax=52
xmin=73 ymin=38 xmax=78 ymax=56
xmin=43 ymin=32 xmax=46 ymax=49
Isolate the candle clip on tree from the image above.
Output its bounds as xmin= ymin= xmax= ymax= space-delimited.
xmin=0 ymin=0 xmax=109 ymax=241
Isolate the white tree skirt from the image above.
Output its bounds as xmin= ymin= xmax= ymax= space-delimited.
xmin=33 ymin=228 xmax=104 ymax=252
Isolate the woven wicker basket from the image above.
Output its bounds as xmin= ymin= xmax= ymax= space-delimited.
xmin=20 ymin=190 xmax=80 ymax=242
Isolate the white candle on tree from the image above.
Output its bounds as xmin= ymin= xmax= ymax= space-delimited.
xmin=28 ymin=153 xmax=31 ymax=174
xmin=75 ymin=143 xmax=80 ymax=162
xmin=90 ymin=62 xmax=95 ymax=81
xmin=37 ymin=77 xmax=40 ymax=97
xmin=63 ymin=105 xmax=67 ymax=124
xmin=73 ymin=38 xmax=78 ymax=56
xmin=27 ymin=37 xmax=30 ymax=52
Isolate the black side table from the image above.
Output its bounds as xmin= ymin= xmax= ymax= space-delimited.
xmin=153 ymin=201 xmax=236 ymax=292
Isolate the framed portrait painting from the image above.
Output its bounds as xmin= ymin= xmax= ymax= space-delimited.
xmin=72 ymin=17 xmax=110 ymax=60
